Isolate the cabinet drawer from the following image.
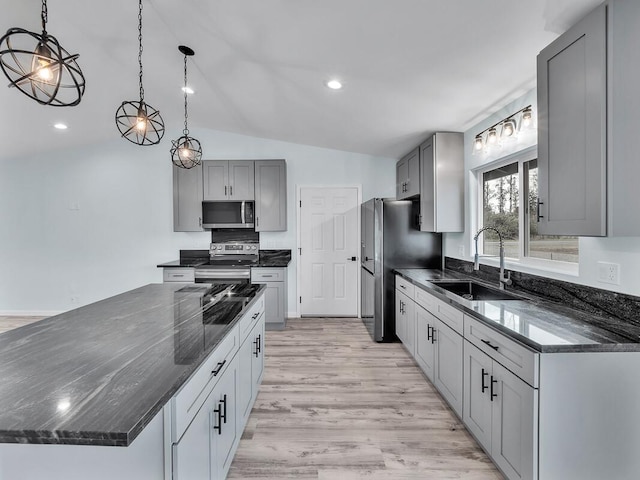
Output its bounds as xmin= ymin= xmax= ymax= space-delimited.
xmin=436 ymin=298 xmax=464 ymax=335
xmin=238 ymin=293 xmax=265 ymax=342
xmin=251 ymin=268 xmax=285 ymax=282
xmin=163 ymin=268 xmax=195 ymax=282
xmin=464 ymin=315 xmax=539 ymax=388
xmin=172 ymin=325 xmax=239 ymax=442
xmin=395 ymin=275 xmax=415 ymax=300
xmin=415 ymin=286 xmax=437 ymax=314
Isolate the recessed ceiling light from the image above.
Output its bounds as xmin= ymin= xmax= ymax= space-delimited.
xmin=326 ymin=79 xmax=343 ymax=90
xmin=53 ymin=123 xmax=68 ymax=130
xmin=182 ymin=86 xmax=194 ymax=95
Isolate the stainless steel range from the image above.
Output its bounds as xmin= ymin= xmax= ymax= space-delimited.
xmin=194 ymin=234 xmax=259 ymax=284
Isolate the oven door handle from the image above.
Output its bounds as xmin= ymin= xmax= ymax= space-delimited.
xmin=194 ymin=269 xmax=251 ymax=280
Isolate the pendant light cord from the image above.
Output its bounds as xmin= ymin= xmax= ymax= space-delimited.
xmin=183 ymin=55 xmax=189 ymax=135
xmin=138 ymin=0 xmax=144 ymax=102
xmin=41 ymin=0 xmax=48 ymax=36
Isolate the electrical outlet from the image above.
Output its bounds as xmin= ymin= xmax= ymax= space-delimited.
xmin=458 ymin=245 xmax=465 ymax=257
xmin=597 ymin=262 xmax=620 ymax=285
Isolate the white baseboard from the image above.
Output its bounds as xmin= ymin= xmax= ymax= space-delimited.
xmin=286 ymin=311 xmax=300 ymax=319
xmin=0 ymin=310 xmax=63 ymax=317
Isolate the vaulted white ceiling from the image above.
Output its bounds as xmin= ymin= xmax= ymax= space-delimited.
xmin=0 ymin=0 xmax=602 ymax=160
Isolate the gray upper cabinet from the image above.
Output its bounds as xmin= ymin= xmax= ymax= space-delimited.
xmin=609 ymin=0 xmax=640 ymax=236
xmin=396 ymin=147 xmax=420 ymax=199
xmin=419 ymin=133 xmax=464 ymax=233
xmin=537 ymin=4 xmax=607 ymax=236
xmin=203 ymin=160 xmax=255 ymax=201
xmin=173 ymin=163 xmax=203 ymax=232
xmin=254 ymin=160 xmax=287 ymax=231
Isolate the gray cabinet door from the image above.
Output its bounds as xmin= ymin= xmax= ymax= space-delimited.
xmin=419 ymin=133 xmax=464 ymax=233
xmin=491 ymin=361 xmax=537 ymax=480
xmin=237 ymin=331 xmax=254 ymax=429
xmin=463 ymin=340 xmax=493 ymax=451
xmin=203 ymin=160 xmax=229 ymax=200
xmin=433 ymin=319 xmax=463 ymax=417
xmin=537 ymin=4 xmax=607 ymax=236
xmin=609 ymin=0 xmax=640 ymax=236
xmin=263 ymin=282 xmax=284 ymax=325
xmin=229 ymin=160 xmax=255 ymax=200
xmin=172 ymin=393 xmax=212 ymax=480
xmin=211 ymin=360 xmax=238 ymax=480
xmin=396 ymin=148 xmax=419 ymax=199
xmin=395 ymin=292 xmax=406 ymax=343
xmin=415 ymin=305 xmax=436 ymax=382
xmin=255 ymin=160 xmax=287 ymax=231
xmin=173 ymin=163 xmax=203 ymax=232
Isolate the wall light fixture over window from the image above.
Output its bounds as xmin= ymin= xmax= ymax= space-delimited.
xmin=473 ymin=105 xmax=534 ymax=156
xmin=0 ymin=0 xmax=85 ymax=106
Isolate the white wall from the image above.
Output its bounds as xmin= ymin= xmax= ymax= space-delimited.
xmin=444 ymin=89 xmax=640 ymax=297
xmin=0 ymin=128 xmax=395 ymax=314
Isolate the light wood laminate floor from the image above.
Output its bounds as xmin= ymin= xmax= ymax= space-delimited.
xmin=229 ymin=317 xmax=503 ymax=479
xmin=0 ymin=316 xmax=44 ymax=334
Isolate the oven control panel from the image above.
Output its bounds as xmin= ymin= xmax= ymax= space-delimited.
xmin=210 ymin=242 xmax=259 ymax=255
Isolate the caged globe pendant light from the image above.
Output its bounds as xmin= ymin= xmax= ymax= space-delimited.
xmin=170 ymin=46 xmax=202 ymax=169
xmin=115 ymin=0 xmax=165 ymax=146
xmin=0 ymin=0 xmax=85 ymax=106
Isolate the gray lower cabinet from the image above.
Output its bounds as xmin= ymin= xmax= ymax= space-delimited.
xmin=255 ymin=160 xmax=287 ymax=231
xmin=396 ymin=147 xmax=420 ymax=200
xmin=251 ymin=268 xmax=287 ymax=329
xmin=163 ymin=268 xmax=195 ymax=283
xmin=414 ymin=303 xmax=462 ymax=417
xmin=463 ymin=340 xmax=536 ymax=480
xmin=237 ymin=313 xmax=265 ymax=429
xmin=395 ymin=290 xmax=415 ymax=354
xmin=171 ymin=293 xmax=265 ymax=480
xmin=173 ymin=163 xmax=203 ymax=232
xmin=172 ymin=355 xmax=238 ymax=480
xmin=537 ymin=4 xmax=607 ymax=236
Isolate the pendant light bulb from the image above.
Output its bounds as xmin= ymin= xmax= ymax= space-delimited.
xmin=171 ymin=45 xmax=202 ymax=169
xmin=0 ymin=0 xmax=85 ymax=106
xmin=114 ymin=0 xmax=165 ymax=145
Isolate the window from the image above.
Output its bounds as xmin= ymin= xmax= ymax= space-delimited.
xmin=479 ymin=152 xmax=578 ymax=265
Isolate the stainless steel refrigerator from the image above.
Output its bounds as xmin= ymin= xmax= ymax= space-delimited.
xmin=361 ymin=198 xmax=442 ymax=342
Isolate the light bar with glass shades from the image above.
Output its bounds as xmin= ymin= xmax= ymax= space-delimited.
xmin=170 ymin=45 xmax=202 ymax=169
xmin=115 ymin=0 xmax=165 ymax=146
xmin=473 ymin=105 xmax=534 ymax=155
xmin=0 ymin=0 xmax=85 ymax=107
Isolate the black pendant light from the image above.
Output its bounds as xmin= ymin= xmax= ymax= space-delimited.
xmin=115 ymin=0 xmax=164 ymax=146
xmin=0 ymin=0 xmax=85 ymax=106
xmin=170 ymin=46 xmax=202 ymax=169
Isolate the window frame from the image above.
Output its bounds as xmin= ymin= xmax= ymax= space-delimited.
xmin=474 ymin=146 xmax=579 ymax=275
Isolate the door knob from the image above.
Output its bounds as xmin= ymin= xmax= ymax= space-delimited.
xmin=347 ymin=256 xmax=357 ymax=261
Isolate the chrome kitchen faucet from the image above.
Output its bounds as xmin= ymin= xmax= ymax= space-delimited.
xmin=473 ymin=227 xmax=512 ymax=290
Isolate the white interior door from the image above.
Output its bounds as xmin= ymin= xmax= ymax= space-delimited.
xmin=299 ymin=187 xmax=360 ymax=316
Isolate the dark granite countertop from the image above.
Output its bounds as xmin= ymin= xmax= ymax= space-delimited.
xmin=157 ymin=249 xmax=291 ymax=268
xmin=394 ymin=269 xmax=640 ymax=353
xmin=0 ymin=282 xmax=265 ymax=446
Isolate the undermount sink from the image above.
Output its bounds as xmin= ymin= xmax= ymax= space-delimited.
xmin=429 ymin=280 xmax=522 ymax=302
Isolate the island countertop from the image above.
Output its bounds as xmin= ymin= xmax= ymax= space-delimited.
xmin=0 ymin=282 xmax=265 ymax=447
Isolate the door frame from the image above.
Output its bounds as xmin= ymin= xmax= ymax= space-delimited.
xmin=296 ymin=185 xmax=362 ymax=318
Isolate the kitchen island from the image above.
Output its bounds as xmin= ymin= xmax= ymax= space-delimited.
xmin=0 ymin=282 xmax=266 ymax=480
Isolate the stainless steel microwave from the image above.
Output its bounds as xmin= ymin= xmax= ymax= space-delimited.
xmin=202 ymin=201 xmax=255 ymax=229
